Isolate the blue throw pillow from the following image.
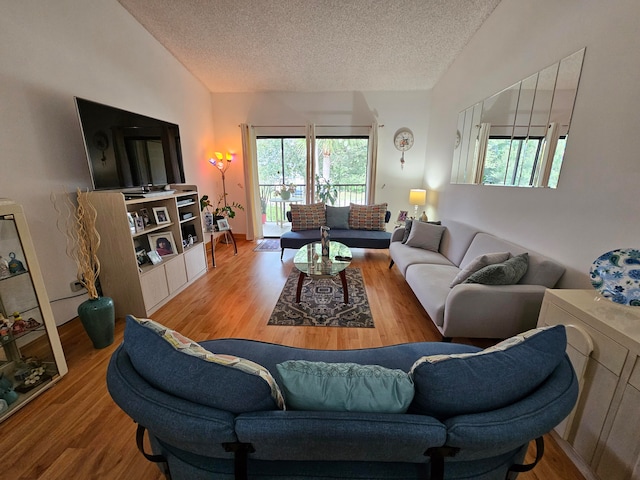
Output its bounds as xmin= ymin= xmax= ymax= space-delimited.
xmin=276 ymin=360 xmax=415 ymax=413
xmin=326 ymin=206 xmax=351 ymax=230
xmin=409 ymin=325 xmax=567 ymax=418
xmin=124 ymin=316 xmax=284 ymax=413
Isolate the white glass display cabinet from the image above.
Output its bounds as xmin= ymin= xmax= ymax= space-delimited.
xmin=0 ymin=200 xmax=67 ymax=422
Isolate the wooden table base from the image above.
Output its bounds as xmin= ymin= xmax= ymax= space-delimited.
xmin=295 ymin=269 xmax=349 ymax=304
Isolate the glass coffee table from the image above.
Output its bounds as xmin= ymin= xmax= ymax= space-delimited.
xmin=293 ymin=241 xmax=352 ymax=304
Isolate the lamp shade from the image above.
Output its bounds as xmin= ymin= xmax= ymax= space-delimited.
xmin=409 ymin=189 xmax=427 ymax=206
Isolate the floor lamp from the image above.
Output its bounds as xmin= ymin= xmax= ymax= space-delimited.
xmin=209 ymin=152 xmax=234 ymax=243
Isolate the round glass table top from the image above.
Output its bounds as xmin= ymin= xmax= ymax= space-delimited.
xmin=293 ymin=241 xmax=352 ymax=277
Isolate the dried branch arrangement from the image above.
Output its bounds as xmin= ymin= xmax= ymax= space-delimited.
xmin=52 ymin=188 xmax=101 ymax=299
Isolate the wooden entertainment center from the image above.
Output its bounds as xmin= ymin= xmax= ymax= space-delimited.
xmin=87 ymin=185 xmax=207 ymax=318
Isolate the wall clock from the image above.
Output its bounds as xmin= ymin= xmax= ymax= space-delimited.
xmin=394 ymin=128 xmax=414 ymax=169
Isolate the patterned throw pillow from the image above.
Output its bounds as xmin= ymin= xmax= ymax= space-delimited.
xmin=348 ymin=203 xmax=387 ymax=231
xmin=125 ymin=316 xmax=285 ymax=412
xmin=290 ymin=202 xmax=326 ymax=231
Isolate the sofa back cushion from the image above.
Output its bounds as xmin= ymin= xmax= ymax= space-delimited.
xmin=461 ymin=233 xmax=565 ymax=287
xmin=290 ymin=202 xmax=326 ymax=231
xmin=348 ymin=203 xmax=387 ymax=231
xmin=123 ymin=316 xmax=284 ymax=413
xmin=439 ymin=220 xmax=482 ymax=267
xmin=409 ymin=325 xmax=567 ymax=418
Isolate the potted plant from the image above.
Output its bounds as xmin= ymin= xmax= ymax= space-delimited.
xmin=259 ymin=185 xmax=271 ymax=224
xmin=54 ymin=188 xmax=114 ymax=349
xmin=274 ymin=183 xmax=296 ymax=201
xmin=315 ymin=175 xmax=337 ymax=205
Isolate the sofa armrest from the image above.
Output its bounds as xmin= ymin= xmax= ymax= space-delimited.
xmin=442 ymin=284 xmax=548 ymax=339
xmin=391 ymin=227 xmax=405 ymax=243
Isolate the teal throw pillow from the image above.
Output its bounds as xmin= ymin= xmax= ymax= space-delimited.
xmin=276 ymin=360 xmax=414 ymax=413
xmin=464 ymin=253 xmax=529 ymax=285
xmin=326 ymin=206 xmax=350 ymax=230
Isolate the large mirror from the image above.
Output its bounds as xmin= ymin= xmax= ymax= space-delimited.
xmin=451 ymin=48 xmax=585 ymax=188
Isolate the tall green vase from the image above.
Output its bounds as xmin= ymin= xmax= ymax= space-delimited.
xmin=77 ymin=296 xmax=115 ymax=349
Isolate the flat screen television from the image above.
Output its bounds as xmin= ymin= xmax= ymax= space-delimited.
xmin=75 ymin=97 xmax=185 ymax=191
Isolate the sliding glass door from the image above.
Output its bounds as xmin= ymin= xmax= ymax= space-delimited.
xmin=256 ymin=135 xmax=370 ymax=237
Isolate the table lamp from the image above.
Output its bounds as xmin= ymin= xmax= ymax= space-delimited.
xmin=409 ymin=189 xmax=427 ymax=219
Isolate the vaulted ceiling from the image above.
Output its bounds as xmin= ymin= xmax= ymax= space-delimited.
xmin=118 ymin=0 xmax=501 ymax=93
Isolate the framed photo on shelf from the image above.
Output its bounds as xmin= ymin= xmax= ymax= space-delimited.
xmin=134 ymin=215 xmax=145 ymax=233
xmin=152 ymin=206 xmax=170 ymax=225
xmin=397 ymin=210 xmax=408 ymax=222
xmin=148 ymin=232 xmax=177 ymax=257
xmin=127 ymin=212 xmax=135 ymax=234
xmin=216 ymin=218 xmax=230 ymax=231
xmin=139 ymin=207 xmax=151 ymax=227
xmin=147 ymin=250 xmax=162 ymax=265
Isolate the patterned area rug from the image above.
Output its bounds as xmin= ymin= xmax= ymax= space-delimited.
xmin=267 ymin=268 xmax=374 ymax=327
xmin=254 ymin=239 xmax=281 ymax=251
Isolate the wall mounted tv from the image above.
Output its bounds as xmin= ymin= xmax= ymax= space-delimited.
xmin=75 ymin=97 xmax=185 ymax=191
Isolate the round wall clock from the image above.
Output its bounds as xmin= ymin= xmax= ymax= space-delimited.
xmin=394 ymin=128 xmax=414 ymax=169
xmin=394 ymin=128 xmax=414 ymax=151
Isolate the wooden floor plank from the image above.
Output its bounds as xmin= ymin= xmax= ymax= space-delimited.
xmin=0 ymin=238 xmax=584 ymax=479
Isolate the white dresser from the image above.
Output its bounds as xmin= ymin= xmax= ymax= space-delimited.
xmin=538 ymin=289 xmax=640 ymax=480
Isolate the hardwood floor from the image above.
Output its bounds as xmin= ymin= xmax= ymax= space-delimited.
xmin=0 ymin=238 xmax=585 ymax=479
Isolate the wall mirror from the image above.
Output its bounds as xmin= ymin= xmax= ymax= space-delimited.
xmin=451 ymin=48 xmax=585 ymax=188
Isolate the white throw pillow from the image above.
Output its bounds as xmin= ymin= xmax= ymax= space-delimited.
xmin=405 ymin=221 xmax=445 ymax=252
xmin=450 ymin=252 xmax=511 ymax=287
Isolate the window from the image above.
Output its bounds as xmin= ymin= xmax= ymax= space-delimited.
xmin=482 ymin=135 xmax=566 ymax=187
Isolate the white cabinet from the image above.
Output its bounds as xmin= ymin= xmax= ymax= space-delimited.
xmin=538 ymin=289 xmax=640 ymax=480
xmin=88 ymin=185 xmax=207 ymax=318
xmin=0 ymin=201 xmax=68 ymax=422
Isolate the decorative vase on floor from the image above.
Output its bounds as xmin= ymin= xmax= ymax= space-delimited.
xmin=77 ymin=296 xmax=115 ymax=349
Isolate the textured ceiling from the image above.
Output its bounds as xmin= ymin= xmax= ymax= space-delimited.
xmin=117 ymin=0 xmax=501 ymax=93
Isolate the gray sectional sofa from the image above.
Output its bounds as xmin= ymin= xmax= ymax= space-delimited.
xmin=389 ymin=219 xmax=565 ymax=340
xmin=107 ymin=315 xmax=578 ymax=480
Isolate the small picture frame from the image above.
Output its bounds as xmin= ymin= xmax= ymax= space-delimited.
xmin=152 ymin=206 xmax=170 ymax=225
xmin=217 ymin=218 xmax=230 ymax=231
xmin=139 ymin=207 xmax=151 ymax=227
xmin=397 ymin=210 xmax=408 ymax=222
xmin=148 ymin=232 xmax=177 ymax=257
xmin=147 ymin=250 xmax=162 ymax=265
xmin=134 ymin=216 xmax=145 ymax=233
xmin=127 ymin=212 xmax=135 ymax=234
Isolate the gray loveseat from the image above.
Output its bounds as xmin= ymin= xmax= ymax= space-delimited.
xmin=107 ymin=315 xmax=578 ymax=480
xmin=280 ymin=204 xmax=391 ymax=258
xmin=389 ymin=219 xmax=565 ymax=340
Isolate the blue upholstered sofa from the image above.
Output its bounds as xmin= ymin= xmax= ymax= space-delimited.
xmin=279 ymin=204 xmax=392 ymax=258
xmin=107 ymin=316 xmax=578 ymax=480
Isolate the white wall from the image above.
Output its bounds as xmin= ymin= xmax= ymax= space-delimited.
xmin=425 ymin=0 xmax=640 ymax=288
xmin=0 ymin=0 xmax=216 ymax=324
xmin=209 ymin=90 xmax=431 ymax=232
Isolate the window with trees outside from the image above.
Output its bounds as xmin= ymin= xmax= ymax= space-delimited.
xmin=483 ymin=136 xmax=567 ymax=188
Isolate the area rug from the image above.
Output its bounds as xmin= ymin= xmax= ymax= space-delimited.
xmin=254 ymin=239 xmax=281 ymax=251
xmin=267 ymin=268 xmax=374 ymax=327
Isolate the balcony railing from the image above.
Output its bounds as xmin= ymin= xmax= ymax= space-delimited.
xmin=259 ymin=183 xmax=366 ymax=224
